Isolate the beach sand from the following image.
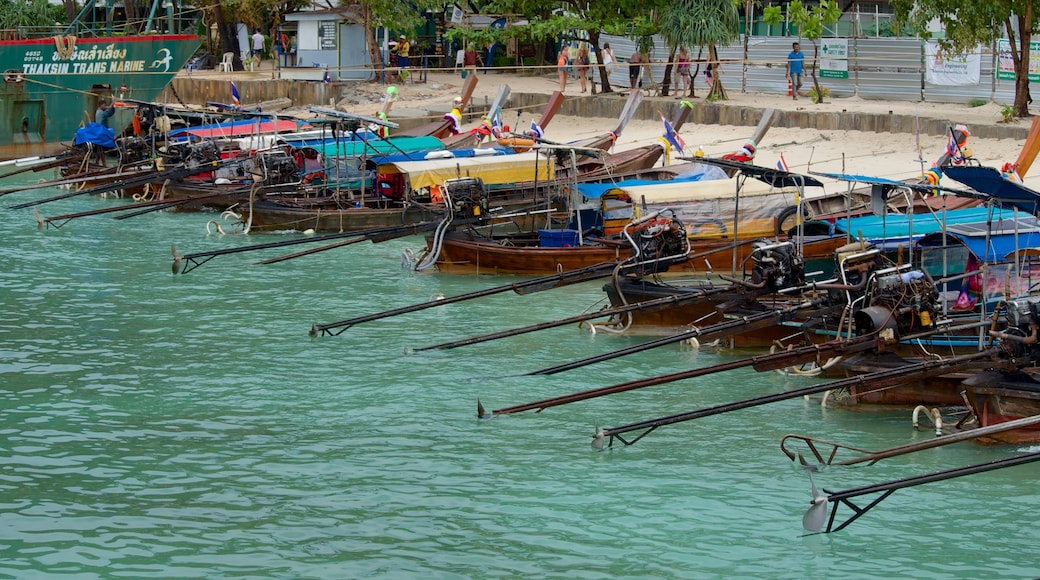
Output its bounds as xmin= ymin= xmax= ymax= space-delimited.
xmin=332 ymin=69 xmax=1037 ymax=191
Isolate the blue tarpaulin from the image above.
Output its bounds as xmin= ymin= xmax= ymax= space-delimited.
xmin=73 ymin=123 xmax=116 ymax=149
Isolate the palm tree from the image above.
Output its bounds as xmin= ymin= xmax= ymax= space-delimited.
xmin=659 ymin=0 xmax=739 ymax=100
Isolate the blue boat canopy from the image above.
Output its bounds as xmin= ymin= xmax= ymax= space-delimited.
xmin=936 ymin=215 xmax=1040 ymax=262
xmin=939 ymin=165 xmax=1040 ymax=214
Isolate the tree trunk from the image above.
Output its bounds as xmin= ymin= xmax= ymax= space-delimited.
xmin=362 ymin=7 xmax=383 ymax=82
xmin=589 ymin=30 xmax=612 ymax=94
xmin=810 ymin=40 xmax=825 ymax=104
xmin=1010 ymin=11 xmax=1033 ymax=117
xmin=212 ymin=5 xmax=241 ymax=71
xmin=62 ymin=0 xmax=76 ymax=23
xmin=706 ymin=44 xmax=727 ymax=101
xmin=661 ymin=46 xmax=676 ymax=98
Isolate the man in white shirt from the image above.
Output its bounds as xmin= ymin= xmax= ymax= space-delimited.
xmin=251 ymin=29 xmax=264 ymax=61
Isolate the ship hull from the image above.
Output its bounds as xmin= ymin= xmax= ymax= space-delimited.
xmin=0 ymin=33 xmax=199 ymax=159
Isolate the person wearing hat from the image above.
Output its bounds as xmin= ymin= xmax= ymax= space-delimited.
xmin=397 ymin=35 xmax=410 ymax=75
xmin=95 ymin=98 xmax=115 ymax=128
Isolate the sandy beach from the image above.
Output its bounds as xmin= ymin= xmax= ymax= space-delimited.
xmin=327 ymin=68 xmax=1037 ymax=192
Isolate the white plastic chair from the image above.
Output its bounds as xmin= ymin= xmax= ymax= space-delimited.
xmin=217 ymin=52 xmax=234 ymax=72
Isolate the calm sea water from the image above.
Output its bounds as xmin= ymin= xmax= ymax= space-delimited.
xmin=1 ymin=177 xmax=1038 ymax=579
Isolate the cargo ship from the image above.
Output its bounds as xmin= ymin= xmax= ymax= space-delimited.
xmin=0 ymin=0 xmax=199 ymax=159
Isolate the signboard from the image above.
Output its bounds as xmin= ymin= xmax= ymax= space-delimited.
xmin=450 ymin=7 xmax=463 ymax=24
xmin=318 ymin=20 xmax=336 ymax=50
xmin=819 ymin=39 xmax=848 ymax=79
xmin=997 ymin=39 xmax=1040 ymax=81
xmin=925 ymin=40 xmax=980 ymax=85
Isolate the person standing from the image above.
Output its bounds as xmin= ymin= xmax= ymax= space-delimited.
xmin=251 ymin=29 xmax=264 ymax=61
xmin=94 ymin=99 xmax=115 ymax=128
xmin=601 ymin=43 xmax=616 ymax=72
xmin=675 ymin=47 xmax=690 ymax=95
xmin=463 ymin=46 xmax=481 ymax=78
xmin=557 ymin=48 xmax=568 ymax=92
xmin=786 ymin=41 xmax=804 ymax=100
xmin=397 ymin=35 xmax=410 ymax=76
xmin=576 ymin=44 xmax=590 ymax=93
xmin=628 ymin=50 xmax=643 ymax=90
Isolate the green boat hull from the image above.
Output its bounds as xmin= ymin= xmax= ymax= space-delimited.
xmin=0 ymin=33 xmax=199 ymax=159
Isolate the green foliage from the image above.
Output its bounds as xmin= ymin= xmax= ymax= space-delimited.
xmin=808 ymin=85 xmax=829 ymax=103
xmin=447 ymin=0 xmax=664 ymax=50
xmin=660 ymin=0 xmax=739 ymax=51
xmin=967 ymin=98 xmax=987 ymax=108
xmin=1001 ymin=104 xmax=1015 ymax=123
xmin=890 ymin=0 xmax=1038 ymax=116
xmin=0 ymin=0 xmax=64 ymax=29
xmin=765 ymin=0 xmax=840 ymax=41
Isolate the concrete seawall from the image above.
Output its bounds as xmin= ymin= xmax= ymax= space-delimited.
xmin=169 ymin=77 xmax=1029 ymax=141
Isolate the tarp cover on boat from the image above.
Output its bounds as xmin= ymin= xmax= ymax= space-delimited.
xmin=169 ymin=119 xmax=306 ymax=141
xmin=73 ymin=123 xmax=115 ymax=149
xmin=942 ymin=165 xmax=1040 ymax=214
xmin=381 ymin=151 xmax=555 ymax=191
xmin=311 ymin=136 xmax=445 ymax=159
xmin=836 ymin=207 xmax=1028 ymax=250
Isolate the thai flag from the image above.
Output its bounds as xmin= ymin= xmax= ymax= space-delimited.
xmin=776 ymin=154 xmax=789 ymax=172
xmin=230 ymin=81 xmax=241 ymax=106
xmin=529 ymin=121 xmax=544 ymax=140
xmin=661 ymin=114 xmax=685 ymax=155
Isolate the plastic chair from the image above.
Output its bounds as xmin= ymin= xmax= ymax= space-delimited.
xmin=454 ymin=49 xmax=464 ymax=71
xmin=217 ymin=52 xmax=234 ymax=72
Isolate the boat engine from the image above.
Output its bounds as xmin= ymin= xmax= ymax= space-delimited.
xmin=162 ymin=140 xmax=221 ymax=167
xmin=257 ymin=150 xmax=300 ymax=185
xmin=854 ymin=268 xmax=941 ymax=339
xmin=115 ymin=136 xmax=152 ymax=164
xmin=622 ymin=211 xmax=689 ymax=276
xmin=992 ymin=296 xmax=1040 ymax=358
xmin=747 ymin=240 xmax=805 ymax=292
xmin=442 ymin=177 xmax=489 ymax=218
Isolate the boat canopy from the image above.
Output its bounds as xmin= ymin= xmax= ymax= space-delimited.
xmin=308 ymin=136 xmax=445 ymax=159
xmin=943 ymin=165 xmax=1040 ymax=213
xmin=169 ymin=119 xmax=306 ymax=141
xmin=836 ymin=207 xmax=1028 ymax=250
xmin=915 ymin=215 xmax=1040 ymax=263
xmin=380 ymin=151 xmax=555 ymax=191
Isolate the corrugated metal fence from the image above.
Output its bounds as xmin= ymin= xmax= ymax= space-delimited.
xmin=599 ymin=35 xmax=1029 ymax=106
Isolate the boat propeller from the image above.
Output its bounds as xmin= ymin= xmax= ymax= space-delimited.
xmin=802 ymin=471 xmax=829 ymax=533
xmin=591 ymin=425 xmax=605 ymax=451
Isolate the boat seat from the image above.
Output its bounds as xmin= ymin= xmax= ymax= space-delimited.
xmin=217 ymin=51 xmax=234 ymax=72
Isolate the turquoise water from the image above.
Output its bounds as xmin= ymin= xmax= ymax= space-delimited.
xmin=1 ymin=180 xmax=1039 ymax=579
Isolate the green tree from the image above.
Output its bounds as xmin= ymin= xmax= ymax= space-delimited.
xmin=448 ymin=0 xmax=663 ymax=93
xmin=763 ymin=0 xmax=841 ymax=104
xmin=0 ymin=0 xmax=64 ymax=29
xmin=332 ymin=0 xmax=441 ymax=79
xmin=659 ymin=0 xmax=740 ymax=100
xmin=890 ymin=0 xmax=1036 ymax=117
